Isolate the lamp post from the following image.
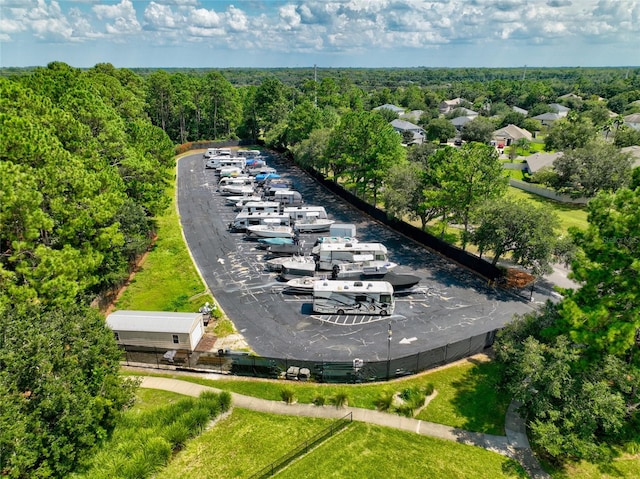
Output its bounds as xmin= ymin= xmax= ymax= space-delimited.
xmin=386 ymin=322 xmax=392 ymax=380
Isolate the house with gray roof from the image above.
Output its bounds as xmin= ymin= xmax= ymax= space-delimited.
xmin=373 ymin=104 xmax=405 ymax=114
xmin=524 ymin=152 xmax=564 ymax=174
xmin=512 ymin=106 xmax=528 ymax=115
xmin=548 ymin=103 xmax=570 ymax=117
xmin=624 ymin=113 xmax=640 ymax=131
xmin=532 ymin=112 xmax=562 ymax=127
xmin=451 ymin=116 xmax=474 ymax=130
xmin=390 ymin=118 xmax=425 ymax=144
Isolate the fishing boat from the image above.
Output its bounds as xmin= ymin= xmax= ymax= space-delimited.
xmin=283 ymin=276 xmax=320 ymax=295
xmin=246 ymin=221 xmax=295 ymax=239
xmin=278 ymin=258 xmax=317 ymax=280
xmin=294 ymin=216 xmax=335 ymax=233
xmin=266 ymin=254 xmax=315 ymax=273
xmin=258 ymin=237 xmax=295 ymax=246
xmin=331 ymin=258 xmax=398 ymax=280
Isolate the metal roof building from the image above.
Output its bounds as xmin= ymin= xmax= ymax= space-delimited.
xmin=106 ymin=310 xmax=205 ymax=351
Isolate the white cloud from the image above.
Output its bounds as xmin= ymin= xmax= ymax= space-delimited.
xmin=144 ymin=2 xmax=180 ymax=29
xmin=188 ymin=7 xmax=222 ymax=27
xmin=94 ymin=0 xmax=141 ymax=35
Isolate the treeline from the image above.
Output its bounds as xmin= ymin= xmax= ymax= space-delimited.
xmin=0 ymin=62 xmax=175 ymax=478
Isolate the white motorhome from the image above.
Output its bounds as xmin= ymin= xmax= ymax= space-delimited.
xmin=230 ymin=211 xmax=292 ymax=231
xmin=239 ymin=201 xmax=281 ymax=214
xmin=314 ymin=242 xmax=389 ymax=271
xmin=312 ymin=280 xmax=395 ymax=316
xmin=206 ymin=156 xmax=246 ymax=171
xmin=271 ymin=190 xmax=304 ymax=206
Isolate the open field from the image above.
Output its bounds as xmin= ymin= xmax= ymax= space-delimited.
xmin=128 ymin=357 xmax=508 ymax=436
xmin=115 ymin=156 xmax=215 ymax=313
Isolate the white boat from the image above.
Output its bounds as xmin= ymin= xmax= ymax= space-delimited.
xmin=331 ymin=258 xmax=398 ymax=279
xmin=231 ymin=196 xmax=265 ymax=208
xmin=278 ymin=257 xmax=317 ymax=280
xmin=283 ymin=276 xmax=320 ymax=294
xmin=294 ymin=217 xmax=335 ymax=233
xmin=220 ymin=184 xmax=255 ymax=196
xmin=266 ymin=254 xmax=315 ymax=273
xmin=246 ymin=221 xmax=295 ymax=239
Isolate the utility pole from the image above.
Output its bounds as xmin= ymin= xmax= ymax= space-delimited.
xmin=522 ymin=64 xmax=527 ymax=81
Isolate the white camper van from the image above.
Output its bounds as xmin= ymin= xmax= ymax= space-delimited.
xmin=312 ymin=280 xmax=395 ymax=316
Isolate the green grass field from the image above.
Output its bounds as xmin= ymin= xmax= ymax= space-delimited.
xmin=115 ymin=156 xmax=214 ymax=313
xmin=128 ymin=357 xmax=508 ymax=435
xmin=277 ymin=422 xmax=525 ymax=479
xmin=506 ymin=187 xmax=588 ymax=233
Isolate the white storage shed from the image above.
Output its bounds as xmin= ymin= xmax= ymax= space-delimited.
xmin=106 ymin=310 xmax=205 ymax=351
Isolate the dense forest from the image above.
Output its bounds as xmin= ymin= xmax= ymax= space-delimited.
xmin=1 ymin=63 xmax=639 ymax=476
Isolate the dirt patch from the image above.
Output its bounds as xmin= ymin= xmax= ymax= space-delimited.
xmin=503 ymin=268 xmax=534 ymax=289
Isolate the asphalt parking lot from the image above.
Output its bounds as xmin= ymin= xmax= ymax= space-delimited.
xmin=178 ymin=151 xmax=540 ymax=361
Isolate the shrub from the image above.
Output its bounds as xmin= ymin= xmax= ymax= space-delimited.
xmin=281 ymin=387 xmax=296 ymax=404
xmin=374 ymin=390 xmax=395 ymax=411
xmin=332 ymin=391 xmax=349 ymax=409
xmin=312 ymin=395 xmax=326 ymax=406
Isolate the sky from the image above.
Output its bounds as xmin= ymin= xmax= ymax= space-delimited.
xmin=0 ymin=0 xmax=638 ymax=69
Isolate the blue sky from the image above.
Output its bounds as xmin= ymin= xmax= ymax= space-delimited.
xmin=0 ymin=0 xmax=638 ymax=68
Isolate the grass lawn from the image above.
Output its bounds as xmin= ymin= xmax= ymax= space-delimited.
xmin=156 ymin=409 xmax=334 ymax=479
xmin=506 ymin=187 xmax=588 ymax=233
xmin=128 ymin=388 xmax=187 ymax=414
xmin=115 ymin=155 xmax=215 ymax=313
xmin=128 ymin=356 xmax=508 ymax=435
xmin=544 ymin=456 xmax=640 ymax=479
xmin=277 ymin=422 xmax=525 ymax=479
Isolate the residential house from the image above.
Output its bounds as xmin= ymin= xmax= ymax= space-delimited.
xmin=532 ymin=112 xmax=562 ymax=127
xmin=106 ymin=310 xmax=205 ymax=351
xmin=548 ymin=103 xmax=570 ymax=117
xmin=390 ymin=118 xmax=425 ymax=144
xmin=401 ymin=110 xmax=424 ymax=122
xmin=439 ymin=97 xmax=467 ymax=114
xmin=452 ymin=107 xmax=479 ymax=118
xmin=450 ymin=116 xmax=474 ymax=131
xmin=558 ymin=93 xmax=582 ymax=101
xmin=623 ymin=113 xmax=640 ymax=131
xmin=492 ymin=124 xmax=533 ymax=147
xmin=621 ymin=145 xmax=640 ymax=168
xmin=373 ymin=104 xmax=405 ymax=114
xmin=524 ymin=152 xmax=564 ymax=174
xmin=512 ymin=106 xmax=528 ymax=115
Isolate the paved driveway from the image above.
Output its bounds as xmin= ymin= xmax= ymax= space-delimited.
xmin=178 ymin=152 xmax=539 ymax=361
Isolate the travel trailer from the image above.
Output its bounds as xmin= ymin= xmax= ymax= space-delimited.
xmin=314 ymin=242 xmax=389 ymax=271
xmin=230 ymin=211 xmax=291 ymax=232
xmin=312 ymin=280 xmax=395 ymax=316
xmin=271 ymin=190 xmax=304 ymax=206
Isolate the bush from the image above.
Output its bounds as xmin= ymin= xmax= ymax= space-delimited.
xmin=332 ymin=391 xmax=349 ymax=409
xmin=374 ymin=390 xmax=395 ymax=411
xmin=281 ymin=387 xmax=296 ymax=404
xmin=312 ymin=395 xmax=326 ymax=406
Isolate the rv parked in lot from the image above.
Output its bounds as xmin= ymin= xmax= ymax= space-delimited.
xmin=312 ymin=280 xmax=395 ymax=316
xmin=230 ymin=211 xmax=292 ymax=231
xmin=314 ymin=242 xmax=389 ymax=271
xmin=271 ymin=190 xmax=304 ymax=206
xmin=239 ymin=201 xmax=281 ymax=214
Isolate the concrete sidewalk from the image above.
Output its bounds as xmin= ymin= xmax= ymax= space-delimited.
xmin=139 ymin=376 xmax=549 ymax=478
